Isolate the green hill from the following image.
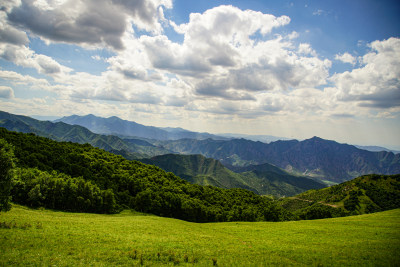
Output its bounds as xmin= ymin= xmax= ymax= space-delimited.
xmin=1 ymin=205 xmax=399 ymax=266
xmin=279 ymin=174 xmax=400 ymax=219
xmin=141 ymin=154 xmax=325 ymax=197
xmin=0 ymin=127 xmax=289 ymax=222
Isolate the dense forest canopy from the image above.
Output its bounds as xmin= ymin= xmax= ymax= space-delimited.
xmin=0 ymin=128 xmax=290 ymax=222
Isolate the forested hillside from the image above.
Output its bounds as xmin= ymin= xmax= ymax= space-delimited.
xmin=0 ymin=128 xmax=290 ymax=222
xmin=141 ymin=154 xmax=325 ymax=197
xmin=279 ymin=174 xmax=400 ymax=219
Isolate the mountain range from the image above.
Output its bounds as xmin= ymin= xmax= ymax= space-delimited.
xmin=2 ymin=111 xmax=400 ymax=185
xmin=54 ymin=114 xmax=227 ymax=141
xmin=154 ymin=137 xmax=400 ymax=183
xmin=0 ymin=110 xmax=323 ymax=196
xmin=55 ymin=114 xmax=400 ymax=153
xmin=0 ymin=111 xmax=171 ymax=158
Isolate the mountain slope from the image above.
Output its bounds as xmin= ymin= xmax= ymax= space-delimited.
xmin=141 ymin=154 xmax=254 ymax=191
xmin=157 ymin=137 xmax=400 ymax=182
xmin=240 ymin=166 xmax=326 ymax=197
xmin=0 ymin=111 xmax=170 ymax=158
xmin=140 ymin=154 xmax=326 ymax=197
xmin=55 ymin=114 xmax=227 ymax=140
xmin=267 ymin=137 xmax=400 ymax=182
xmin=279 ymin=174 xmax=400 ymax=219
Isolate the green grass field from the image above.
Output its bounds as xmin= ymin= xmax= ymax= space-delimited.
xmin=1 ymin=205 xmax=399 ymax=266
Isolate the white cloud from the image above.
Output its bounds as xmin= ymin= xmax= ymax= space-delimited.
xmin=0 ymin=43 xmax=72 ymax=76
xmin=298 ymin=43 xmax=316 ymax=56
xmin=143 ymin=5 xmax=291 ymax=76
xmin=335 ymin=52 xmax=356 ymax=65
xmin=140 ymin=5 xmax=330 ymax=101
xmin=5 ymin=0 xmax=172 ymax=50
xmin=0 ymin=24 xmax=29 ymax=45
xmin=331 ymin=37 xmax=400 ymax=109
xmin=0 ymin=86 xmax=14 ymax=98
xmin=0 ymin=70 xmax=52 ymax=89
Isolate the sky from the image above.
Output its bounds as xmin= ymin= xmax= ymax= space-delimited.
xmin=0 ymin=0 xmax=399 ymax=149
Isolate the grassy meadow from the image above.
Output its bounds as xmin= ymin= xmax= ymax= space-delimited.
xmin=1 ymin=205 xmax=399 ymax=266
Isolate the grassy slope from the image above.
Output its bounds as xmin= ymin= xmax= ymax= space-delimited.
xmin=1 ymin=205 xmax=399 ymax=266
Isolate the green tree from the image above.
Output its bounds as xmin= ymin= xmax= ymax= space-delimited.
xmin=0 ymin=139 xmax=15 ymax=212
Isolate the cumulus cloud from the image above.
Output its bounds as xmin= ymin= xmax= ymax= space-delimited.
xmin=0 ymin=25 xmax=29 ymax=45
xmin=0 ymin=70 xmax=51 ymax=88
xmin=0 ymin=43 xmax=71 ymax=75
xmin=6 ymin=0 xmax=172 ymax=50
xmin=143 ymin=5 xmax=291 ymax=75
xmin=140 ymin=5 xmax=330 ymax=101
xmin=298 ymin=43 xmax=316 ymax=56
xmin=0 ymin=86 xmax=14 ymax=98
xmin=141 ymin=35 xmax=212 ymax=75
xmin=335 ymin=52 xmax=356 ymax=65
xmin=113 ymin=0 xmax=172 ymax=33
xmin=331 ymin=37 xmax=400 ymax=109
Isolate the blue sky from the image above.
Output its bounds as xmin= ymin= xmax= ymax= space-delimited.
xmin=0 ymin=0 xmax=399 ymax=149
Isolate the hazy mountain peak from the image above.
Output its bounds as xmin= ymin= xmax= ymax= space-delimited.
xmin=108 ymin=115 xmax=122 ymax=120
xmin=307 ymin=136 xmax=324 ymax=141
xmin=55 ymin=114 xmax=227 ymax=141
xmin=82 ymin=114 xmax=97 ymax=119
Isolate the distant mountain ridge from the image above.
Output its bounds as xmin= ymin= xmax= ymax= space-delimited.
xmin=0 ymin=111 xmax=171 ymax=158
xmin=156 ymin=137 xmax=400 ymax=183
xmin=219 ymin=133 xmax=291 ymax=143
xmin=55 ymin=114 xmax=228 ymax=141
xmin=355 ymin=145 xmax=400 ymax=154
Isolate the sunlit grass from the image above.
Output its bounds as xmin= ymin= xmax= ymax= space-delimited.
xmin=1 ymin=205 xmax=399 ymax=266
